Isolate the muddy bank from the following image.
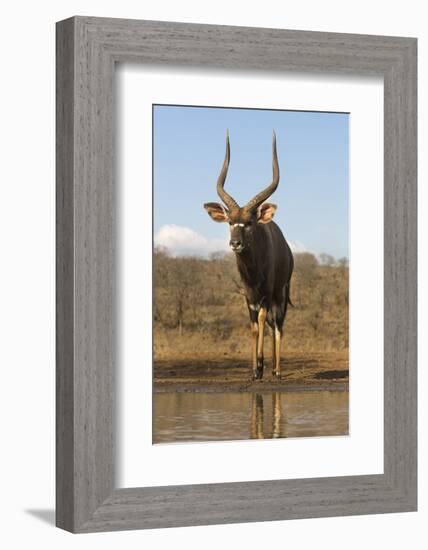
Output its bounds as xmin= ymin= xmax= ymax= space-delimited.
xmin=154 ymin=351 xmax=348 ymax=393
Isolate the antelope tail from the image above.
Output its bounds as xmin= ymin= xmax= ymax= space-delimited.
xmin=287 ymin=282 xmax=295 ymax=308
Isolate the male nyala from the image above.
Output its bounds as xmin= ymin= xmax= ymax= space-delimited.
xmin=204 ymin=132 xmax=294 ymax=380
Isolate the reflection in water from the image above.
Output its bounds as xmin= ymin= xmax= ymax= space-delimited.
xmin=251 ymin=393 xmax=283 ymax=439
xmin=272 ymin=392 xmax=282 ymax=439
xmin=154 ymin=390 xmax=348 ymax=444
xmin=251 ymin=394 xmax=264 ymax=439
xmin=153 ymin=391 xmax=348 ymax=443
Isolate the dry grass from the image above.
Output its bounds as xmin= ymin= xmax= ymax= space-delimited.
xmin=154 ymin=249 xmax=349 ymax=362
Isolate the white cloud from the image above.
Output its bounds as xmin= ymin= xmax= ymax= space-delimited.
xmin=155 ymin=225 xmax=314 ymax=259
xmin=288 ymin=240 xmax=309 ymax=254
xmin=154 ymin=225 xmax=229 ymax=257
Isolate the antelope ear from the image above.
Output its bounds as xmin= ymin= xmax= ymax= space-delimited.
xmin=257 ymin=203 xmax=277 ymax=224
xmin=203 ymin=202 xmax=229 ymax=223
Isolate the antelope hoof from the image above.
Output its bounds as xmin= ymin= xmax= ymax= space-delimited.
xmin=253 ymin=357 xmax=264 ymax=380
xmin=273 ymin=371 xmax=281 ymax=380
xmin=253 ymin=367 xmax=263 ymax=381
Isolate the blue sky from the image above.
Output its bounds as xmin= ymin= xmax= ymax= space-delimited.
xmin=153 ymin=105 xmax=349 ymax=259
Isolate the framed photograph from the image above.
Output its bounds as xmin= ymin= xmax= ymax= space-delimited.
xmin=56 ymin=16 xmax=417 ymax=532
xmin=150 ymin=105 xmax=351 ymax=446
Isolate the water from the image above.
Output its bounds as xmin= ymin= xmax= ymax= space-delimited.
xmin=153 ymin=391 xmax=348 ymax=443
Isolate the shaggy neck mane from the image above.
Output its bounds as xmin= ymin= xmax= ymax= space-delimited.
xmin=234 ymin=225 xmax=267 ymax=287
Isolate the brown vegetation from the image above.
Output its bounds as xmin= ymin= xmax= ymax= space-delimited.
xmin=154 ymin=248 xmax=349 ymax=361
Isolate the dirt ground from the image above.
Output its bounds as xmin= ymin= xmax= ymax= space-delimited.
xmin=154 ymin=350 xmax=349 ymax=393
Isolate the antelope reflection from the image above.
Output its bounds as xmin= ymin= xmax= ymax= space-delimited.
xmin=250 ymin=392 xmax=283 ymax=439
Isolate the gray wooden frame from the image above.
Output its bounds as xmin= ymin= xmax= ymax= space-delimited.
xmin=56 ymin=16 xmax=417 ymax=533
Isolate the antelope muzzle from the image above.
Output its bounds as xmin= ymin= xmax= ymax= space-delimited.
xmin=229 ymin=224 xmax=245 ymax=253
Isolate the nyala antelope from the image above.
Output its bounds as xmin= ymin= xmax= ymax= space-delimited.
xmin=204 ymin=132 xmax=294 ymax=380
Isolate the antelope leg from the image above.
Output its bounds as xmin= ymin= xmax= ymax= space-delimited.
xmin=256 ymin=307 xmax=267 ymax=379
xmin=274 ymin=325 xmax=282 ymax=378
xmin=271 ymin=327 xmax=276 ymax=376
xmin=251 ymin=322 xmax=259 ymax=379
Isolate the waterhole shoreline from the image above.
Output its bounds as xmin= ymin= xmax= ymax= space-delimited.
xmin=154 ymin=352 xmax=349 ymax=394
xmin=154 ymin=381 xmax=348 ymax=393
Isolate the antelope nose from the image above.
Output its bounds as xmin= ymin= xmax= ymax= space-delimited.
xmin=230 ymin=239 xmax=242 ymax=249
